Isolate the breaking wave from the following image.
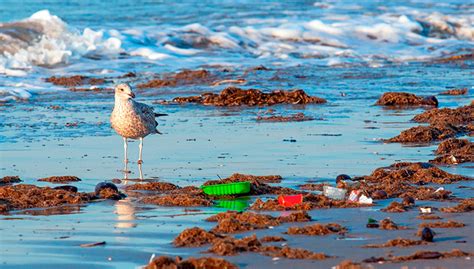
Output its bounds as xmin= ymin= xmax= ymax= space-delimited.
xmin=0 ymin=4 xmax=473 ymax=101
xmin=0 ymin=10 xmax=122 ymax=73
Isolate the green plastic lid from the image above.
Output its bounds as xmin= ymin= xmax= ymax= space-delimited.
xmin=368 ymin=218 xmax=377 ymax=224
xmin=201 ymin=181 xmax=251 ymax=196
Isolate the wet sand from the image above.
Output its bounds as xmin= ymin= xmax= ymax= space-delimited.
xmin=0 ymin=63 xmax=473 ymax=268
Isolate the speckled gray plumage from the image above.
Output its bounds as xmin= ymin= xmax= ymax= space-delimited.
xmin=110 ymin=98 xmax=159 ymax=139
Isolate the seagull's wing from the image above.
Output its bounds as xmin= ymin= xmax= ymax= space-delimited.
xmin=136 ymin=101 xmax=155 ymax=118
xmin=135 ymin=101 xmax=163 ymax=134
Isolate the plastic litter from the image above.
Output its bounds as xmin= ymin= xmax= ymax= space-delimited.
xmin=201 ymin=181 xmax=251 ymax=196
xmin=419 ymin=207 xmax=432 ymax=213
xmin=278 ymin=194 xmax=303 ymax=207
xmin=149 ymin=254 xmax=156 ymax=264
xmin=347 ymin=190 xmax=373 ymax=204
xmin=434 ymin=187 xmax=444 ymax=193
xmin=348 ymin=190 xmax=361 ymax=202
xmin=449 ymin=155 xmax=458 ymax=164
xmin=323 ymin=186 xmax=347 ymax=200
xmin=366 ymin=218 xmax=379 ymax=228
xmin=358 ymin=195 xmax=373 ymax=204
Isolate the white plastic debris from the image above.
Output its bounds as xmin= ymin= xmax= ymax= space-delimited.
xmin=358 ymin=195 xmax=373 ymax=204
xmin=348 ymin=190 xmax=373 ymax=204
xmin=323 ymin=186 xmax=347 ymax=200
xmin=348 ymin=190 xmax=361 ymax=202
xmin=449 ymin=155 xmax=458 ymax=164
xmin=149 ymin=253 xmax=156 ymax=263
xmin=434 ymin=187 xmax=444 ymax=193
xmin=420 ymin=207 xmax=432 ymax=213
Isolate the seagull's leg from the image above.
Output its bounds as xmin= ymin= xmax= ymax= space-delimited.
xmin=123 ymin=137 xmax=129 ymax=173
xmin=138 ymin=163 xmax=144 ymax=180
xmin=138 ymin=137 xmax=144 ymax=164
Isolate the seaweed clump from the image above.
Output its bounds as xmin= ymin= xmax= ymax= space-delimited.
xmin=137 ymin=69 xmax=212 ymax=89
xmin=171 ymin=87 xmax=326 ymax=107
xmin=0 ymin=176 xmax=21 ymax=185
xmin=375 ymin=92 xmax=438 ymax=107
xmin=46 ymin=75 xmax=106 ymax=87
xmin=38 ymin=176 xmax=81 ymax=183
xmin=256 ymin=113 xmax=315 ymax=122
xmin=145 ymin=256 xmax=238 ymax=269
xmin=430 ymin=138 xmax=474 ymax=165
xmin=0 ymin=184 xmax=93 ymax=213
xmin=286 ymin=223 xmax=346 ymax=236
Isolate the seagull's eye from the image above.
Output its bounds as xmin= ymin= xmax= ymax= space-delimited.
xmin=120 ymin=89 xmax=123 ymax=91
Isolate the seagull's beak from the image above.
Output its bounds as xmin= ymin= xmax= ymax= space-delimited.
xmin=129 ymin=92 xmax=135 ymax=99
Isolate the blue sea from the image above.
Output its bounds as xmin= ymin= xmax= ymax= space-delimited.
xmin=0 ymin=0 xmax=473 ymax=101
xmin=0 ymin=2 xmax=473 ymax=268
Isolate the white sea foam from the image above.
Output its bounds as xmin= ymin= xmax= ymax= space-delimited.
xmin=0 ymin=10 xmax=123 ymax=70
xmin=130 ymin=10 xmax=471 ymax=64
xmin=163 ymin=44 xmax=201 ymax=55
xmin=0 ymin=7 xmax=473 ymax=102
xmin=130 ymin=48 xmax=171 ymax=60
xmin=0 ymin=10 xmax=125 ymax=101
xmin=0 ymin=88 xmax=32 ymax=102
xmin=1 ymin=8 xmax=472 ymax=72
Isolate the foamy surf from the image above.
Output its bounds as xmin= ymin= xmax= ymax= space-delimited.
xmin=0 ymin=10 xmax=122 ymax=69
xmin=0 ymin=10 xmax=124 ymax=101
xmin=0 ymin=3 xmax=473 ymax=102
xmin=2 ymin=7 xmax=471 ymax=73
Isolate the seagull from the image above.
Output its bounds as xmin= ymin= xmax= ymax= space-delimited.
xmin=110 ymin=83 xmax=167 ymax=176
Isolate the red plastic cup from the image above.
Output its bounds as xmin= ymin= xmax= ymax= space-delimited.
xmin=278 ymin=194 xmax=303 ymax=207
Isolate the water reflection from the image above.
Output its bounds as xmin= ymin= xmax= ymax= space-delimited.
xmin=114 ymin=197 xmax=137 ymax=229
xmin=138 ymin=163 xmax=144 ymax=180
xmin=121 ymin=163 xmax=144 ymax=181
xmin=22 ymin=205 xmax=82 ymax=216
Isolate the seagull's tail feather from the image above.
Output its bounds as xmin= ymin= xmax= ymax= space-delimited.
xmin=153 ymin=113 xmax=166 ymax=134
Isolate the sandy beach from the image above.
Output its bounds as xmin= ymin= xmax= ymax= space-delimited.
xmin=1 ymin=1 xmax=473 ymax=268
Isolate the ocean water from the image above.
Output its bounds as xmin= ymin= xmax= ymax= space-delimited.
xmin=0 ymin=2 xmax=473 ymax=268
xmin=0 ymin=0 xmax=473 ymax=101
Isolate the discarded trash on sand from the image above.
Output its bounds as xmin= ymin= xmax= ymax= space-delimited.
xmin=358 ymin=195 xmax=373 ymax=204
xmin=278 ymin=194 xmax=303 ymax=207
xmin=419 ymin=207 xmax=433 ymax=213
xmin=366 ymin=218 xmax=379 ymax=228
xmin=434 ymin=187 xmax=445 ymax=193
xmin=201 ymin=181 xmax=251 ymax=196
xmin=348 ymin=190 xmax=373 ymax=204
xmin=348 ymin=190 xmax=361 ymax=202
xmin=323 ymin=186 xmax=347 ymax=200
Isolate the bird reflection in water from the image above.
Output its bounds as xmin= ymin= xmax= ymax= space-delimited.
xmin=114 ymin=197 xmax=137 ymax=229
xmin=121 ymin=161 xmax=144 ymax=181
